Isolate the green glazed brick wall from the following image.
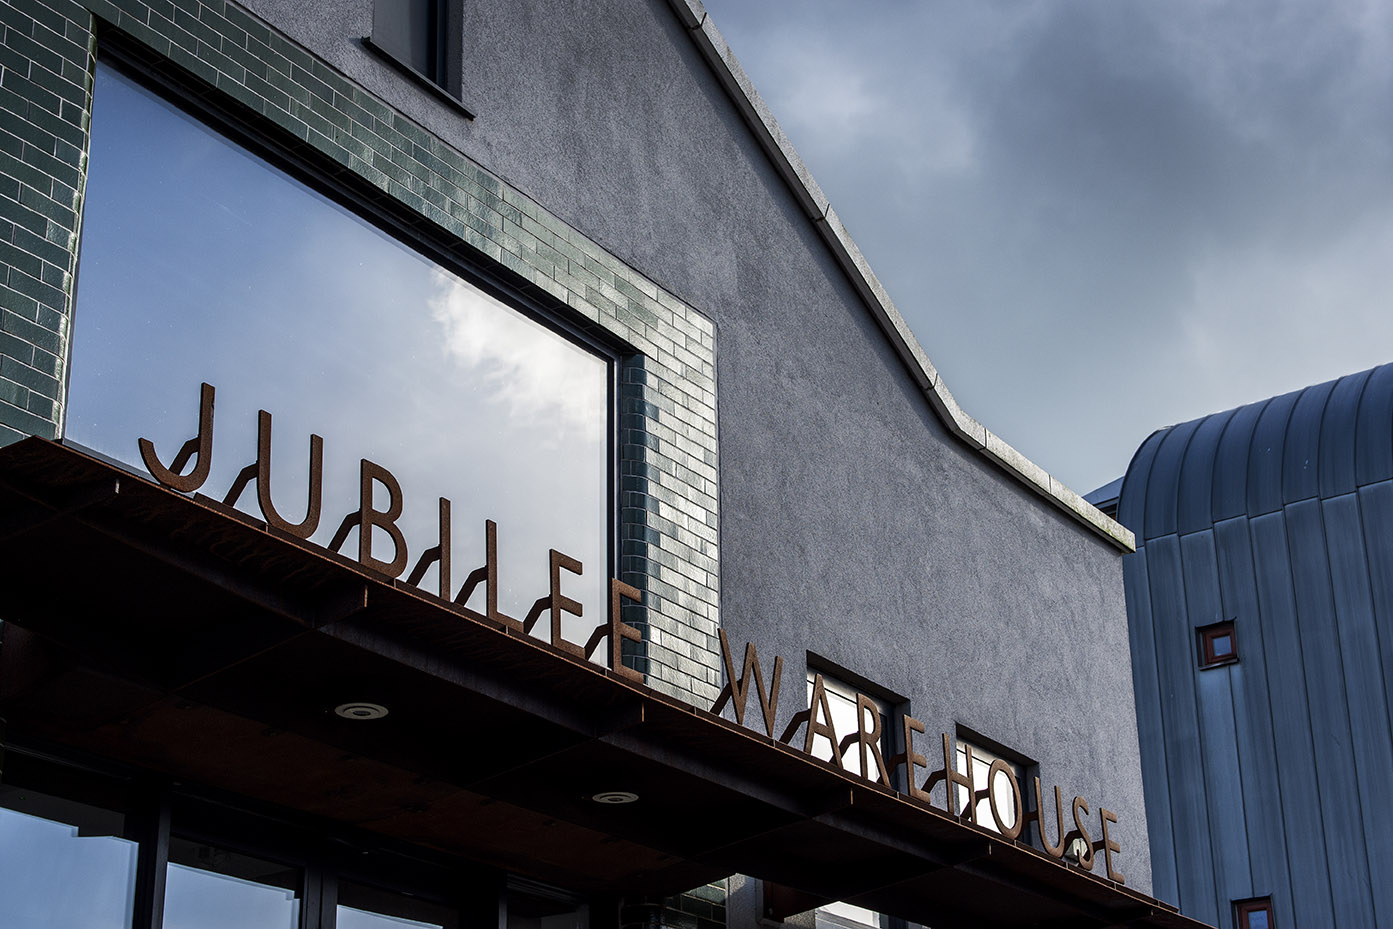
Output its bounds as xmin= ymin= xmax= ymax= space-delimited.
xmin=0 ymin=0 xmax=88 ymax=446
xmin=621 ymin=883 xmax=728 ymax=929
xmin=668 ymin=881 xmax=728 ymax=929
xmin=0 ymin=0 xmax=722 ymax=706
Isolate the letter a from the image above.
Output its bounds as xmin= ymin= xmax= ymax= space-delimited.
xmin=804 ymin=673 xmax=842 ymax=768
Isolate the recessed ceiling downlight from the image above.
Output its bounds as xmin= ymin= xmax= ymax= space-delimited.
xmin=334 ymin=702 xmax=389 ymax=720
xmin=591 ymin=791 xmax=639 ymax=805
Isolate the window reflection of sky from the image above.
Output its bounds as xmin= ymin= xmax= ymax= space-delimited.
xmin=68 ymin=65 xmax=608 ymax=644
xmin=163 ymin=862 xmax=299 ymax=929
xmin=337 ymin=904 xmax=444 ymax=929
xmin=0 ymin=805 xmax=137 ymax=929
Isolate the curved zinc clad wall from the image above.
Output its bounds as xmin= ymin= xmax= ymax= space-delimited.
xmin=1173 ymin=413 xmax=1226 ymax=536
xmin=1315 ymin=367 xmax=1369 ymax=498
xmin=1117 ymin=362 xmax=1393 ymax=927
xmin=228 ymin=0 xmax=1155 ymax=895
xmin=1207 ymin=399 xmax=1267 ymax=524
xmin=1280 ymin=378 xmax=1335 ymax=504
xmin=1355 ymin=362 xmax=1393 ymax=484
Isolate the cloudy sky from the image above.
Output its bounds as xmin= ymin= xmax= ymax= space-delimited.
xmin=698 ymin=0 xmax=1393 ymax=495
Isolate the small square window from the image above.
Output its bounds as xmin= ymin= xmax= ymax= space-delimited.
xmin=1199 ymin=621 xmax=1238 ymax=669
xmin=954 ymin=733 xmax=1029 ymax=836
xmin=803 ymin=666 xmax=901 ymax=783
xmin=373 ymin=0 xmax=446 ymax=86
xmin=365 ymin=0 xmax=475 ymax=117
xmin=1234 ymin=897 xmax=1273 ymax=929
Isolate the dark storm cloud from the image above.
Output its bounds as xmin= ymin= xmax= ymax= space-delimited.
xmin=699 ymin=0 xmax=1393 ymax=492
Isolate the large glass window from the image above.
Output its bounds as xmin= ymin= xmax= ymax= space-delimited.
xmin=1 ymin=750 xmax=602 ymax=929
xmin=506 ymin=885 xmax=587 ymax=929
xmin=804 ymin=671 xmax=898 ymax=929
xmin=163 ymin=839 xmax=301 ymax=929
xmin=337 ymin=881 xmax=457 ymax=929
xmin=68 ymin=62 xmax=610 ymax=648
xmin=0 ymin=784 xmax=138 ymax=929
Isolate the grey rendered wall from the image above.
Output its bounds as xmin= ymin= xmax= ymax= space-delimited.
xmin=229 ymin=0 xmax=1150 ymax=894
xmin=0 ymin=0 xmax=1153 ymax=897
xmin=508 ymin=0 xmax=1148 ymax=893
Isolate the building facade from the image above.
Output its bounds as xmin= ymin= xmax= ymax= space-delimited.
xmin=0 ymin=1 xmax=1204 ymax=927
xmin=1099 ymin=364 xmax=1393 ymax=928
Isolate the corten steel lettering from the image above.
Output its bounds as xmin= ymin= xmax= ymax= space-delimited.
xmin=223 ymin=409 xmax=324 ymax=539
xmin=452 ymin=519 xmax=524 ymax=633
xmin=851 ymin=693 xmax=891 ymax=785
xmin=710 ymin=629 xmax=782 ymax=738
xmin=405 ymin=498 xmax=451 ymax=599
xmin=548 ymin=549 xmax=585 ymax=658
xmin=987 ymin=758 xmax=1024 ymax=839
xmin=592 ymin=579 xmax=643 ymax=683
xmin=139 ymin=384 xmax=1129 ymax=882
xmin=138 ymin=381 xmax=214 ymax=493
xmin=1100 ymin=807 xmax=1125 ymax=883
xmin=943 ymin=733 xmax=975 ymax=823
xmin=712 ymin=634 xmax=1127 ymax=883
xmin=358 ymin=459 xmax=408 ymax=577
xmin=325 ymin=459 xmax=409 ymax=577
xmin=135 ymin=382 xmax=644 ymax=680
xmin=899 ymin=714 xmax=931 ymax=802
xmin=1071 ymin=796 xmax=1095 ymax=871
xmin=1033 ymin=778 xmax=1068 ymax=859
xmin=803 ymin=674 xmax=842 ymax=766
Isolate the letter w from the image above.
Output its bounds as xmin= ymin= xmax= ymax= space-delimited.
xmin=711 ymin=629 xmax=783 ymax=738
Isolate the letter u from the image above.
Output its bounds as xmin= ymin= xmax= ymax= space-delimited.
xmin=255 ymin=409 xmax=323 ymax=538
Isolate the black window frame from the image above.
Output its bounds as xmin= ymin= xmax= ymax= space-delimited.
xmin=363 ymin=0 xmax=476 ymax=118
xmin=804 ymin=654 xmax=908 ymax=790
xmin=951 ymin=723 xmax=1037 ymax=842
xmin=72 ymin=35 xmax=625 ymax=623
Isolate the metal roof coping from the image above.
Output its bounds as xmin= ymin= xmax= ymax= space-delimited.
xmin=669 ymin=0 xmax=1135 ymax=552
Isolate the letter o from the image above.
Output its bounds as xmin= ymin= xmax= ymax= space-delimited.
xmin=988 ymin=759 xmax=1023 ymax=839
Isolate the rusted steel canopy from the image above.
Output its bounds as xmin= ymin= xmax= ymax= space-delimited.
xmin=0 ymin=439 xmax=1210 ymax=929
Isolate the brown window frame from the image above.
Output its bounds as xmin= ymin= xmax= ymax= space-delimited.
xmin=1198 ymin=620 xmax=1238 ymax=669
xmin=1234 ymin=896 xmax=1274 ymax=928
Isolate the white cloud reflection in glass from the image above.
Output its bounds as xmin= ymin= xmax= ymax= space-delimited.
xmin=68 ymin=64 xmax=609 ymax=647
